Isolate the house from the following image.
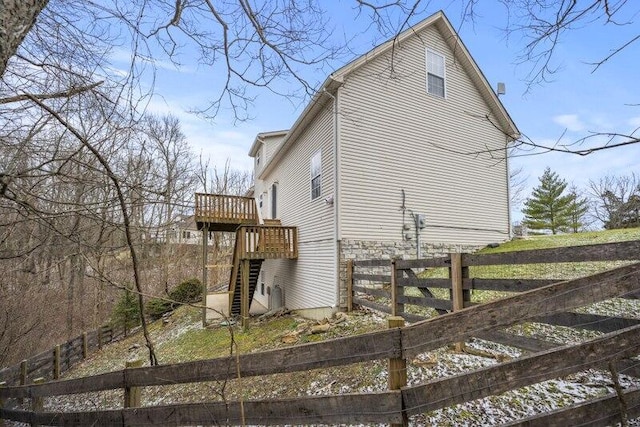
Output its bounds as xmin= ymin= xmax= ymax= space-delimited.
xmin=197 ymin=11 xmax=519 ymax=321
xmin=165 ymin=215 xmax=205 ymax=245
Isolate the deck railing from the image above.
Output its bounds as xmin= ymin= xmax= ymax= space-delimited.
xmin=237 ymin=225 xmax=298 ymax=260
xmin=227 ymin=225 xmax=298 ymax=313
xmin=195 ymin=193 xmax=257 ymax=225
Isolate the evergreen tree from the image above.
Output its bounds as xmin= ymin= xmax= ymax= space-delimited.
xmin=566 ymin=186 xmax=590 ymax=233
xmin=522 ymin=168 xmax=574 ymax=234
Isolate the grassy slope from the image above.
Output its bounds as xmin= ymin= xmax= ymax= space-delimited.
xmin=408 ymin=227 xmax=640 ymax=311
xmin=480 ymin=227 xmax=640 ymax=253
xmin=56 ymin=228 xmax=640 ymax=413
xmin=472 ymin=227 xmax=640 ymax=283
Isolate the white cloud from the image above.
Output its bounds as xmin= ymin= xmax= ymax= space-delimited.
xmin=552 ymin=114 xmax=585 ymax=132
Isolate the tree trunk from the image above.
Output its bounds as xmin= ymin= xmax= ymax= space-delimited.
xmin=0 ymin=0 xmax=49 ymax=76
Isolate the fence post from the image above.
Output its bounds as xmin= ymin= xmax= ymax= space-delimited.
xmin=19 ymin=360 xmax=27 ymax=404
xmin=31 ymin=377 xmax=44 ymax=427
xmin=388 ymin=316 xmax=408 ymax=427
xmin=346 ymin=259 xmax=354 ymax=312
xmin=53 ymin=345 xmax=61 ymax=380
xmin=82 ymin=332 xmax=88 ymax=359
xmin=124 ymin=359 xmax=143 ymax=408
xmin=450 ymin=252 xmax=465 ymax=352
xmin=391 ymin=260 xmax=403 ymax=316
xmin=97 ymin=327 xmax=103 ymax=350
xmin=20 ymin=360 xmax=27 ymax=386
xmin=0 ymin=381 xmax=5 ymax=427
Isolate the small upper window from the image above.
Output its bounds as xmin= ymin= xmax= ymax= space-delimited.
xmin=426 ymin=49 xmax=445 ymax=97
xmin=256 ymin=150 xmax=261 ymax=166
xmin=310 ymin=150 xmax=321 ymax=200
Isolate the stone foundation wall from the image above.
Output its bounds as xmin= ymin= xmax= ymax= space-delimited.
xmin=337 ymin=239 xmax=482 ymax=309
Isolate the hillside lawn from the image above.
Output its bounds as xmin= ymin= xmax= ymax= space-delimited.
xmin=44 ymin=227 xmax=640 ymax=425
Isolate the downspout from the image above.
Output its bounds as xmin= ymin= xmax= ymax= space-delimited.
xmin=505 ymin=137 xmax=513 ymax=240
xmin=323 ymin=82 xmax=341 ymax=308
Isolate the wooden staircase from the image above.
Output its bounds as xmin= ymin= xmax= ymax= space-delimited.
xmin=195 ymin=193 xmax=298 ymax=325
xmin=229 ymin=259 xmax=263 ymax=316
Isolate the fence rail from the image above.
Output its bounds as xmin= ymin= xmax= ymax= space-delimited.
xmin=1 ymin=240 xmax=640 ymax=426
xmin=348 ymin=240 xmax=640 ymax=328
xmin=0 ymin=324 xmax=125 ymax=387
xmin=1 ymin=259 xmax=640 ymax=424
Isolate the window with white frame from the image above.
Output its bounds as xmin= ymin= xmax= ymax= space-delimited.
xmin=426 ymin=49 xmax=445 ymax=97
xmin=310 ymin=150 xmax=321 ymax=200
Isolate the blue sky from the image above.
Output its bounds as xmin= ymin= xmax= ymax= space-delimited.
xmin=133 ymin=2 xmax=640 ymax=220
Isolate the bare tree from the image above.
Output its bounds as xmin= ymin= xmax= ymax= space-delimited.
xmin=589 ymin=173 xmax=640 ymax=229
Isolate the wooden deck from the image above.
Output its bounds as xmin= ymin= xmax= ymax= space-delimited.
xmin=228 ymin=225 xmax=298 ymax=324
xmin=195 ymin=192 xmax=298 ymax=325
xmin=195 ymin=193 xmax=258 ymax=232
xmin=236 ymin=225 xmax=298 ymax=260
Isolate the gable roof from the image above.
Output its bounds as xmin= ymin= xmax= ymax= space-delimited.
xmin=255 ymin=10 xmax=520 ymax=179
xmin=248 ymin=129 xmax=289 ymax=157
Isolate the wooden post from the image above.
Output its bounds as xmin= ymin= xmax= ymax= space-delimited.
xmin=124 ymin=359 xmax=143 ymax=408
xmin=241 ymin=259 xmax=250 ymax=330
xmin=82 ymin=332 xmax=88 ymax=359
xmin=450 ymin=252 xmax=465 ymax=352
xmin=31 ymin=377 xmax=44 ymax=427
xmin=53 ymin=345 xmax=61 ymax=380
xmin=387 ymin=316 xmax=408 ymax=427
xmin=202 ymin=224 xmax=209 ymax=327
xmin=346 ymin=259 xmax=354 ymax=312
xmin=0 ymin=381 xmax=5 ymax=427
xmin=19 ymin=359 xmax=27 ymax=404
xmin=20 ymin=360 xmax=27 ymax=386
xmin=390 ymin=260 xmax=403 ymax=316
xmin=97 ymin=327 xmax=103 ymax=350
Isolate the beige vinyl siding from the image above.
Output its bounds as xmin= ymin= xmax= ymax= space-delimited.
xmin=254 ymin=240 xmax=335 ymax=310
xmin=253 ymin=135 xmax=286 ymax=177
xmin=255 ymin=105 xmax=336 ymax=310
xmin=339 ymin=24 xmax=509 ymax=246
xmin=264 ymin=135 xmax=285 ymax=163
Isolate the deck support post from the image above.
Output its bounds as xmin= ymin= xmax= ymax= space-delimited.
xmin=202 ymin=224 xmax=209 ymax=327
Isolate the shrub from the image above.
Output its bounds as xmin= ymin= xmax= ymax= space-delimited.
xmin=111 ymin=286 xmax=141 ymax=331
xmin=145 ymin=298 xmax=174 ymax=320
xmin=169 ymin=277 xmax=203 ymax=304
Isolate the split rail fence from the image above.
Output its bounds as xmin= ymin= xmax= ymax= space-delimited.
xmin=0 ymin=324 xmax=125 ymax=388
xmin=1 ymin=240 xmax=640 ymax=425
xmin=347 ymin=240 xmax=640 ymax=351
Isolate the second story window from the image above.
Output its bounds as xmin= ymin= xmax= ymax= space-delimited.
xmin=426 ymin=49 xmax=445 ymax=97
xmin=310 ymin=150 xmax=321 ymax=200
xmin=256 ymin=150 xmax=261 ymax=167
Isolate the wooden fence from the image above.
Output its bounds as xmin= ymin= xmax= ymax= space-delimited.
xmin=347 ymin=240 xmax=640 ymax=340
xmin=1 ymin=241 xmax=639 ymax=425
xmin=0 ymin=323 xmax=125 ymax=387
xmin=0 ymin=242 xmax=640 ymax=425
